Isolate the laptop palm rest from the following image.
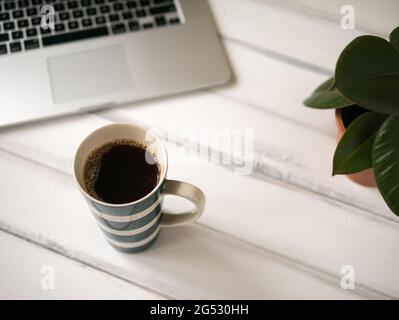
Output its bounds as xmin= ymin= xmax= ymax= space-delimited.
xmin=47 ymin=45 xmax=133 ymax=104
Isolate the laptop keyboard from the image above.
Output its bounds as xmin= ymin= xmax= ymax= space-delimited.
xmin=0 ymin=0 xmax=182 ymax=55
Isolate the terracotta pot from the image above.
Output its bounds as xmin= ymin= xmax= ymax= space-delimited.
xmin=335 ymin=109 xmax=377 ymax=187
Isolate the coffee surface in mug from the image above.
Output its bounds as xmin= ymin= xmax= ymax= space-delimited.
xmin=83 ymin=139 xmax=160 ymax=204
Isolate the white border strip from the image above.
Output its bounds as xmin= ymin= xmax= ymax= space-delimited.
xmin=98 ymin=211 xmax=162 ymax=236
xmin=90 ymin=196 xmax=163 ymax=222
xmin=105 ymin=226 xmax=161 ymax=249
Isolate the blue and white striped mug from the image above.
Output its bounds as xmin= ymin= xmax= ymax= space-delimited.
xmin=73 ymin=123 xmax=205 ymax=253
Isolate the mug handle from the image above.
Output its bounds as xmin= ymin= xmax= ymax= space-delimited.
xmin=160 ymin=179 xmax=206 ymax=227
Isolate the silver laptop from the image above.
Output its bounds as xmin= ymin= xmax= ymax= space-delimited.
xmin=0 ymin=0 xmax=231 ymax=128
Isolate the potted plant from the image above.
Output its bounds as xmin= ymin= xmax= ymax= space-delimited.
xmin=304 ymin=26 xmax=399 ymax=217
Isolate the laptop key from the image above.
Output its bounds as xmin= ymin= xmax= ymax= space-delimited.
xmin=149 ymin=4 xmax=176 ymax=15
xmin=154 ymin=0 xmax=174 ymax=3
xmin=95 ymin=16 xmax=106 ymax=25
xmin=4 ymin=22 xmax=16 ymax=31
xmin=136 ymin=9 xmax=146 ymax=18
xmin=31 ymin=17 xmax=41 ymax=26
xmin=0 ymin=44 xmax=7 ymax=55
xmin=54 ymin=3 xmax=66 ymax=11
xmin=155 ymin=16 xmax=166 ymax=27
xmin=112 ymin=23 xmax=126 ymax=34
xmin=129 ymin=20 xmax=140 ymax=31
xmin=143 ymin=23 xmax=153 ymax=29
xmin=24 ymin=39 xmax=40 ymax=50
xmin=40 ymin=28 xmax=52 ymax=35
xmin=60 ymin=12 xmax=71 ymax=21
xmin=81 ymin=0 xmax=92 ymax=6
xmin=4 ymin=2 xmax=16 ymax=10
xmin=55 ymin=23 xmax=65 ymax=32
xmin=100 ymin=5 xmax=110 ymax=14
xmin=113 ymin=3 xmax=123 ymax=11
xmin=68 ymin=21 xmax=79 ymax=29
xmin=122 ymin=11 xmax=133 ymax=20
xmin=27 ymin=8 xmax=38 ymax=16
xmin=87 ymin=8 xmax=97 ymax=16
xmin=17 ymin=19 xmax=29 ymax=28
xmin=73 ymin=10 xmax=84 ymax=18
xmin=109 ymin=14 xmax=119 ymax=22
xmin=140 ymin=0 xmax=150 ymax=6
xmin=0 ymin=13 xmax=11 ymax=21
xmin=10 ymin=42 xmax=22 ymax=53
xmin=12 ymin=10 xmax=24 ymax=19
xmin=0 ymin=33 xmax=10 ymax=43
xmin=18 ymin=0 xmax=30 ymax=8
xmin=26 ymin=28 xmax=38 ymax=37
xmin=127 ymin=1 xmax=138 ymax=9
xmin=169 ymin=17 xmax=180 ymax=24
xmin=42 ymin=27 xmax=109 ymax=46
xmin=12 ymin=31 xmax=23 ymax=40
xmin=68 ymin=1 xmax=78 ymax=9
xmin=82 ymin=19 xmax=93 ymax=27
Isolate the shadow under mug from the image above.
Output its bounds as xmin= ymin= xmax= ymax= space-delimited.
xmin=73 ymin=123 xmax=206 ymax=253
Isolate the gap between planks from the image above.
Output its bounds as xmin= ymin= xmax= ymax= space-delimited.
xmin=218 ymin=35 xmax=333 ymax=77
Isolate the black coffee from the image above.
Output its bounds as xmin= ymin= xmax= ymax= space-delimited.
xmin=83 ymin=139 xmax=160 ymax=204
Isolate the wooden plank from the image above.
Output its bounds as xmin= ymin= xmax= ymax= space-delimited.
xmin=0 ymin=231 xmax=162 ymax=300
xmin=213 ymin=40 xmax=335 ymax=134
xmin=0 ymin=115 xmax=396 ymax=298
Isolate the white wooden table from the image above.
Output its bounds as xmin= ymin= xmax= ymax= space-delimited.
xmin=1 ymin=0 xmax=398 ymax=300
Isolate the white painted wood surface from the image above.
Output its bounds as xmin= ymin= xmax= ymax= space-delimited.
xmin=0 ymin=231 xmax=162 ymax=300
xmin=278 ymin=0 xmax=399 ymax=36
xmin=0 ymin=0 xmax=398 ymax=299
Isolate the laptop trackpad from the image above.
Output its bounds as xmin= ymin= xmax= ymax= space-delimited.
xmin=48 ymin=45 xmax=133 ymax=104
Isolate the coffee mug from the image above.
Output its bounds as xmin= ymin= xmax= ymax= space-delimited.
xmin=73 ymin=123 xmax=205 ymax=253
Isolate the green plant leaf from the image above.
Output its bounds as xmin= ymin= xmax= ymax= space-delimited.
xmin=333 ymin=112 xmax=387 ymax=175
xmin=390 ymin=26 xmax=399 ymax=53
xmin=335 ymin=35 xmax=399 ymax=115
xmin=372 ymin=116 xmax=399 ymax=216
xmin=304 ymin=77 xmax=353 ymax=109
